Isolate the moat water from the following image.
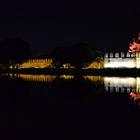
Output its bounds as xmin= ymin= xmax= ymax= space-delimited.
xmin=1 ymin=74 xmax=140 ymax=138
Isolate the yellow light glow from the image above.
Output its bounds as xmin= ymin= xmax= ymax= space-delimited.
xmin=12 ymin=74 xmax=56 ymax=82
xmin=83 ymin=76 xmax=103 ymax=82
xmin=18 ymin=59 xmax=53 ymax=69
xmin=84 ymin=59 xmax=104 ymax=69
xmin=59 ymin=75 xmax=74 ymax=79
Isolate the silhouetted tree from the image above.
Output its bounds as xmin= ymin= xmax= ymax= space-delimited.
xmin=0 ymin=38 xmax=31 ymax=68
xmin=51 ymin=43 xmax=102 ymax=68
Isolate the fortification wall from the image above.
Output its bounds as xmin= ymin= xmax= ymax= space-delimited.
xmin=104 ymin=52 xmax=140 ymax=68
xmin=18 ymin=58 xmax=53 ymax=68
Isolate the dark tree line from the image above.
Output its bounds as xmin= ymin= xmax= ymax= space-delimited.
xmin=0 ymin=38 xmax=31 ymax=68
xmin=51 ymin=43 xmax=102 ymax=68
xmin=0 ymin=39 xmax=102 ymax=69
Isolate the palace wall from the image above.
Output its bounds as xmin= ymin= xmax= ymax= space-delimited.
xmin=18 ymin=58 xmax=53 ymax=68
xmin=104 ymin=52 xmax=140 ymax=68
xmin=17 ymin=52 xmax=140 ymax=69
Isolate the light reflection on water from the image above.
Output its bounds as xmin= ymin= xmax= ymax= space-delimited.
xmin=104 ymin=77 xmax=136 ymax=93
xmin=5 ymin=73 xmax=140 ymax=107
xmin=1 ymin=74 xmax=140 ymax=135
xmin=82 ymin=76 xmax=140 ymax=108
xmin=103 ymin=77 xmax=140 ymax=107
xmin=7 ymin=74 xmax=140 ymax=92
xmin=83 ymin=76 xmax=103 ymax=82
xmin=8 ymin=74 xmax=74 ymax=82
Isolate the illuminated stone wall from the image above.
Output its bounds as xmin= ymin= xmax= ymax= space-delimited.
xmin=104 ymin=52 xmax=140 ymax=68
xmin=85 ymin=61 xmax=101 ymax=69
xmin=84 ymin=58 xmax=104 ymax=69
xmin=85 ymin=52 xmax=140 ymax=69
xmin=18 ymin=58 xmax=53 ymax=68
xmin=16 ymin=52 xmax=140 ymax=69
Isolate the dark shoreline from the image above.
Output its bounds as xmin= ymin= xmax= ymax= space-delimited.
xmin=0 ymin=68 xmax=140 ymax=76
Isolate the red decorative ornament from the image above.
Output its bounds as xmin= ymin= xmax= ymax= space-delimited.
xmin=128 ymin=34 xmax=140 ymax=52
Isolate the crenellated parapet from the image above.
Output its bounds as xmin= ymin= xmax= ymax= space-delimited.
xmin=18 ymin=58 xmax=53 ymax=68
xmin=16 ymin=51 xmax=140 ymax=69
xmin=104 ymin=52 xmax=140 ymax=59
xmin=104 ymin=52 xmax=140 ymax=68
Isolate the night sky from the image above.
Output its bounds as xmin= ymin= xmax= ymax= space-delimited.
xmin=0 ymin=1 xmax=140 ymax=56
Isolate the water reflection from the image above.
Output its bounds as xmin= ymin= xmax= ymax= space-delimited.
xmin=8 ymin=74 xmax=74 ymax=82
xmin=59 ymin=75 xmax=74 ymax=80
xmin=104 ymin=77 xmax=136 ymax=93
xmin=4 ymin=74 xmax=140 ymax=107
xmin=83 ymin=76 xmax=140 ymax=107
xmin=1 ymin=74 xmax=140 ymax=136
xmin=7 ymin=74 xmax=140 ymax=92
xmin=7 ymin=74 xmax=140 ymax=94
xmin=83 ymin=76 xmax=103 ymax=83
xmin=103 ymin=77 xmax=140 ymax=107
xmin=0 ymin=75 xmax=32 ymax=130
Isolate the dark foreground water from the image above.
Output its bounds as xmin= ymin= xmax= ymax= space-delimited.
xmin=0 ymin=74 xmax=140 ymax=138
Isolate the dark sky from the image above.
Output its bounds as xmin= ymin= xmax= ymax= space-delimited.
xmin=0 ymin=1 xmax=140 ymax=56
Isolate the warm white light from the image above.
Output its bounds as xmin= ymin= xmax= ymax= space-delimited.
xmin=104 ymin=77 xmax=136 ymax=87
xmin=104 ymin=59 xmax=136 ymax=68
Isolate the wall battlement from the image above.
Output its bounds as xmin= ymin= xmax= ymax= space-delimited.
xmin=104 ymin=52 xmax=140 ymax=68
xmin=18 ymin=58 xmax=53 ymax=68
xmin=17 ymin=52 xmax=140 ymax=69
